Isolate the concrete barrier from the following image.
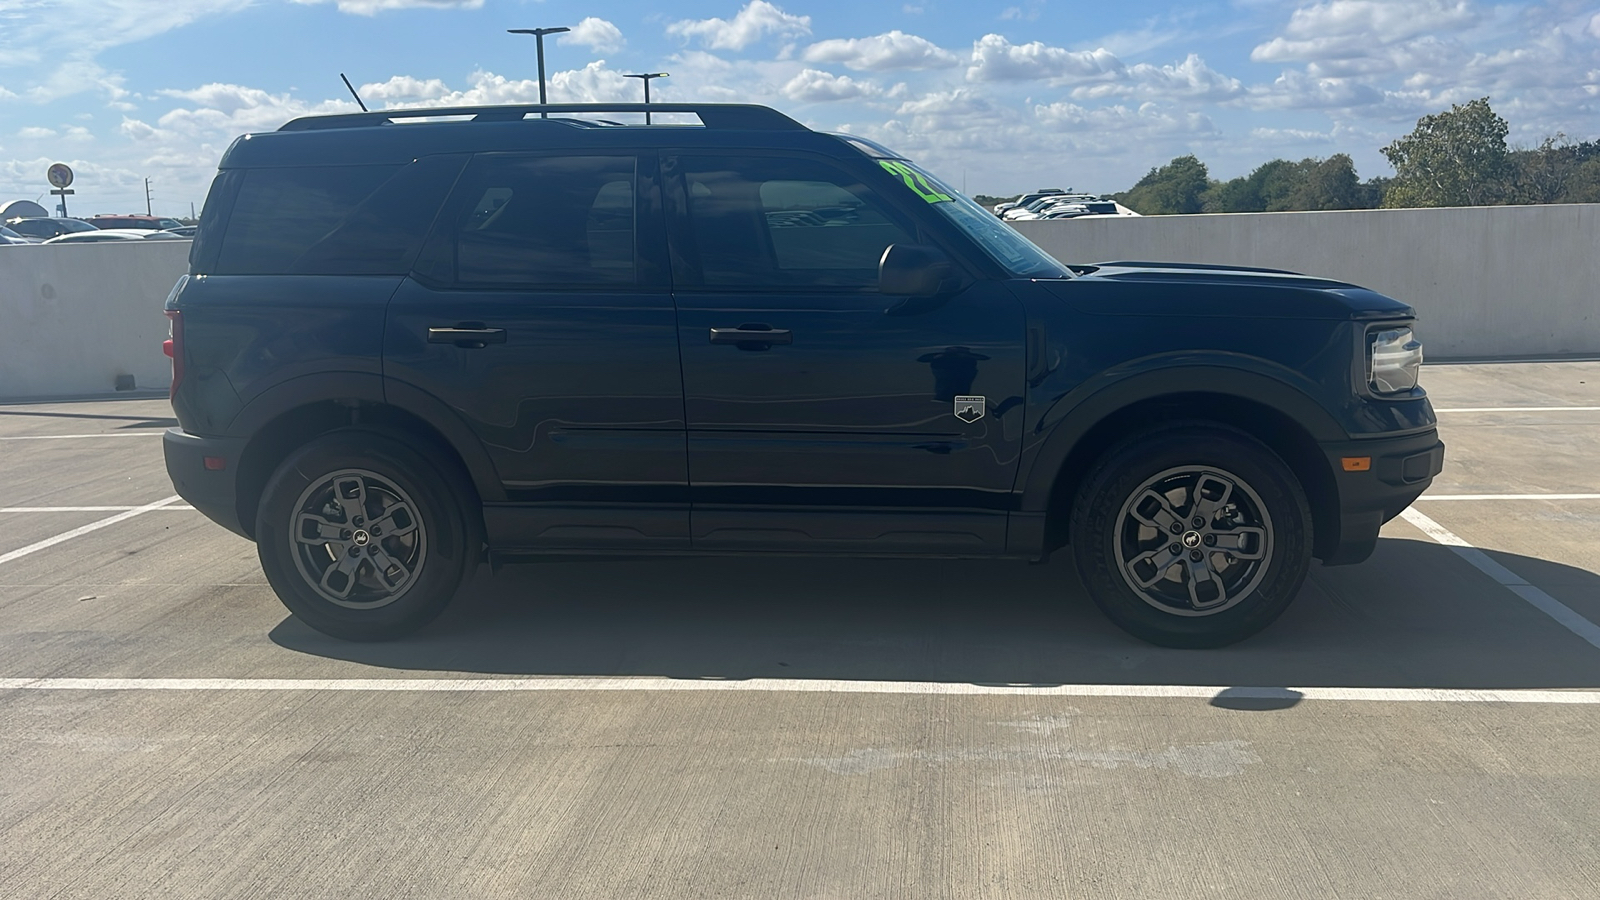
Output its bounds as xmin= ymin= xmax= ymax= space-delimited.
xmin=1014 ymin=203 xmax=1600 ymax=360
xmin=0 ymin=241 xmax=189 ymax=399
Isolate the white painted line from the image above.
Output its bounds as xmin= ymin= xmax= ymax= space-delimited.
xmin=0 ymin=432 xmax=165 ymax=441
xmin=0 ymin=495 xmax=184 ymax=569
xmin=1434 ymin=406 xmax=1600 ymax=413
xmin=1419 ymin=494 xmax=1600 ymax=501
xmin=0 ymin=676 xmax=1597 ymax=704
xmin=0 ymin=505 xmax=195 ymax=513
xmin=1400 ymin=507 xmax=1600 ymax=652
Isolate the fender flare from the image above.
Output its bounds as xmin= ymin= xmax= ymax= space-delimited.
xmin=228 ymin=372 xmax=505 ymax=503
xmin=1018 ymin=361 xmax=1346 ymax=513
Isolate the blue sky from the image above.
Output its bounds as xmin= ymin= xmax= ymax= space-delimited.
xmin=2 ymin=0 xmax=1598 ymax=216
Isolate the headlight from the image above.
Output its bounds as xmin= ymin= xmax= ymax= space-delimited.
xmin=1369 ymin=326 xmax=1423 ymax=394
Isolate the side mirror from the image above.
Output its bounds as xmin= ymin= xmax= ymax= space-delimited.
xmin=879 ymin=243 xmax=953 ymax=298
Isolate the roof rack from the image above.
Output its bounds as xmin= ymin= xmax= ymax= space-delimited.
xmin=279 ymin=103 xmax=808 ymax=133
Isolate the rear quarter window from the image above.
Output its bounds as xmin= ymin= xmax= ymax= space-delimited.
xmin=213 ymin=158 xmax=462 ymax=276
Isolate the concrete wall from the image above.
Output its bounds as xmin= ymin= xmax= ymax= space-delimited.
xmin=1014 ymin=203 xmax=1600 ymax=360
xmin=0 ymin=241 xmax=189 ymax=398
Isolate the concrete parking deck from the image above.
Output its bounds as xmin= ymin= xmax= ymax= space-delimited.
xmin=2 ymin=363 xmax=1598 ymax=899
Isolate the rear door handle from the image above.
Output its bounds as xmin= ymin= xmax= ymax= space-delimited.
xmin=428 ymin=325 xmax=507 ymax=349
xmin=709 ymin=325 xmax=792 ymax=347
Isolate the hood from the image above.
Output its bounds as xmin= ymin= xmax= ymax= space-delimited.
xmin=1041 ymin=260 xmax=1415 ymax=321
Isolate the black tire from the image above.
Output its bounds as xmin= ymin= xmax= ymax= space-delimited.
xmin=1070 ymin=423 xmax=1312 ymax=648
xmin=255 ymin=428 xmax=480 ymax=641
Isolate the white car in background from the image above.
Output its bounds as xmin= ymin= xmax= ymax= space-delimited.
xmin=1007 ymin=199 xmax=1143 ymax=220
xmin=43 ymin=229 xmax=190 ymax=244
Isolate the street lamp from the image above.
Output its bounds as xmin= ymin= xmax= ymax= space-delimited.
xmin=624 ymin=73 xmax=670 ymax=124
xmin=507 ymin=26 xmax=570 ymax=117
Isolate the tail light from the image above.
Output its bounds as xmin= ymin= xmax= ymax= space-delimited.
xmin=164 ymin=309 xmax=185 ymax=399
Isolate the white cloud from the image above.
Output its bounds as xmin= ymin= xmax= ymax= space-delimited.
xmin=802 ymin=31 xmax=959 ymax=71
xmin=63 ymin=125 xmax=93 ymax=142
xmin=1244 ymin=70 xmax=1385 ymax=110
xmin=560 ymin=18 xmax=625 ymax=54
xmin=0 ymin=0 xmax=252 ymax=103
xmin=358 ymin=76 xmax=451 ymax=103
xmin=666 ymin=1 xmax=811 ymax=51
xmin=1072 ymin=54 xmax=1241 ymax=102
xmin=1033 ymin=101 xmax=1218 ymax=139
xmin=119 ymin=118 xmax=157 ymax=140
xmin=290 ymin=0 xmax=483 ymax=16
xmin=1252 ymin=0 xmax=1477 ymax=64
xmin=17 ymin=127 xmax=56 ymax=139
xmin=966 ymin=34 xmax=1124 ymax=84
xmin=782 ymin=69 xmax=881 ymax=103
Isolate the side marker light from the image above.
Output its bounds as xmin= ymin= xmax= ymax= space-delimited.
xmin=203 ymin=457 xmax=227 ymax=471
xmin=1341 ymin=457 xmax=1372 ymax=472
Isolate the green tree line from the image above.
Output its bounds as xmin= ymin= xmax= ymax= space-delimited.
xmin=1098 ymin=98 xmax=1600 ymax=215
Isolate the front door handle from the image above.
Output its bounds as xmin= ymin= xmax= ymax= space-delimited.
xmin=709 ymin=325 xmax=792 ymax=348
xmin=428 ymin=325 xmax=507 ymax=349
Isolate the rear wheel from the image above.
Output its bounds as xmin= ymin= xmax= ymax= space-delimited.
xmin=255 ymin=429 xmax=479 ymax=641
xmin=1070 ymin=424 xmax=1312 ymax=648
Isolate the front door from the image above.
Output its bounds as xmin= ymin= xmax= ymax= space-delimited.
xmin=384 ymin=150 xmax=688 ymax=550
xmin=663 ymin=152 xmax=1026 ymax=553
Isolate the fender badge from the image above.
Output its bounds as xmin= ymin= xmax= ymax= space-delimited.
xmin=954 ymin=395 xmax=985 ymax=423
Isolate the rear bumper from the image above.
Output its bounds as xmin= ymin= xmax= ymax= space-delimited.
xmin=1316 ymin=428 xmax=1445 ymax=565
xmin=163 ymin=428 xmax=250 ymax=539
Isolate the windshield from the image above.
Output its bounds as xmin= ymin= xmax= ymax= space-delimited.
xmin=876 ymin=160 xmax=1070 ymax=279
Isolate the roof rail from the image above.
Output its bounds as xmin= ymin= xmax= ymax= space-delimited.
xmin=279 ymin=103 xmax=808 ymax=132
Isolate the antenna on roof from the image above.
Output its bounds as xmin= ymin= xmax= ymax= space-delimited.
xmin=339 ymin=73 xmax=368 ymax=112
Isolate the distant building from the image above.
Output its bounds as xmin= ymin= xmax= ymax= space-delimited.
xmin=0 ymin=199 xmax=50 ymax=221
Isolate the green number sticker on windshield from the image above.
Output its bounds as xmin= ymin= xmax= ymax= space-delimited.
xmin=879 ymin=160 xmax=953 ymax=204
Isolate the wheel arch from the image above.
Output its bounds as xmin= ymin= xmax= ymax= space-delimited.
xmin=1024 ymin=367 xmax=1343 ymax=560
xmin=231 ymin=377 xmax=502 ymax=539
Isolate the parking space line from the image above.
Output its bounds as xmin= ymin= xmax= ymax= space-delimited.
xmin=1400 ymin=507 xmax=1600 ymax=652
xmin=0 ymin=432 xmax=164 ymax=441
xmin=0 ymin=506 xmax=195 ymax=513
xmin=0 ymin=677 xmax=1595 ymax=703
xmin=1419 ymin=494 xmax=1600 ymax=501
xmin=0 ymin=495 xmax=183 ymax=569
xmin=1434 ymin=406 xmax=1600 ymax=413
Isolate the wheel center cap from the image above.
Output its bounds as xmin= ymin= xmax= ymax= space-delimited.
xmin=352 ymin=530 xmax=371 ymax=546
xmin=1182 ymin=530 xmax=1202 ymax=549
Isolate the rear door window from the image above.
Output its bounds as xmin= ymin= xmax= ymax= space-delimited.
xmin=413 ymin=154 xmax=637 ymax=288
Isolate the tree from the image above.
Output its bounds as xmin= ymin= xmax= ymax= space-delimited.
xmin=1116 ymin=155 xmax=1209 ymax=215
xmin=1380 ymin=97 xmax=1510 ymax=208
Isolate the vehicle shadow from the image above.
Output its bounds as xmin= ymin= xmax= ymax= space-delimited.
xmin=269 ymin=536 xmax=1600 ymax=690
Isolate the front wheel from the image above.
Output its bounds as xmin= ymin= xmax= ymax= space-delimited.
xmin=255 ymin=429 xmax=479 ymax=641
xmin=1070 ymin=425 xmax=1312 ymax=648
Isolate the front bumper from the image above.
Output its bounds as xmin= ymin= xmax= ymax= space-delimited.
xmin=164 ymin=428 xmax=250 ymax=539
xmin=1316 ymin=428 xmax=1445 ymax=565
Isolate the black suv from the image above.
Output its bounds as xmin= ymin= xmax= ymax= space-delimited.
xmin=163 ymin=102 xmax=1443 ymax=647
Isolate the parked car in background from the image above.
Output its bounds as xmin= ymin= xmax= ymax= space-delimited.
xmin=1001 ymin=194 xmax=1101 ymax=220
xmin=992 ymin=188 xmax=1068 ymax=216
xmin=85 ymin=214 xmax=184 ymax=231
xmin=5 ymin=217 xmax=98 ymax=239
xmin=44 ymin=228 xmax=190 ymax=244
xmin=0 ymin=225 xmax=38 ymax=244
xmin=163 ymin=225 xmax=199 ymax=238
xmin=1012 ymin=200 xmax=1143 ymax=221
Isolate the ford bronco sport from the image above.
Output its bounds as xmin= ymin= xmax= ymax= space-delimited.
xmin=163 ymin=102 xmax=1444 ymax=647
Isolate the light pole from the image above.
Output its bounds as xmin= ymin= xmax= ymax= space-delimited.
xmin=624 ymin=73 xmax=669 ymax=124
xmin=507 ymin=26 xmax=570 ymax=117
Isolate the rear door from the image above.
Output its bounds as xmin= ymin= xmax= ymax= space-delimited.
xmin=384 ymin=150 xmax=689 ymax=551
xmin=664 ymin=151 xmax=1027 ymax=554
